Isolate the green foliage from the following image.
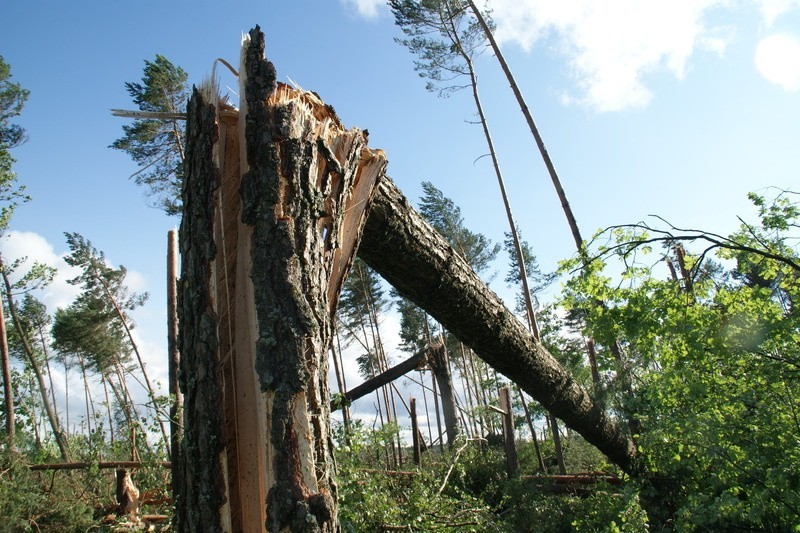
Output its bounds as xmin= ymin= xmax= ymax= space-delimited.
xmin=0 ymin=450 xmax=94 ymax=531
xmin=111 ymin=55 xmax=188 ymax=215
xmin=336 ymin=423 xmax=499 ymax=531
xmin=561 ymin=190 xmax=800 ymax=528
xmin=503 ymin=229 xmax=557 ymax=305
xmin=390 ymin=0 xmax=486 ymax=96
xmin=0 ymin=55 xmax=30 ymax=149
xmin=419 ymin=181 xmax=500 ymax=274
xmin=334 ymin=421 xmax=642 ymax=531
xmin=0 ymin=57 xmax=31 ymax=232
xmin=499 ymin=479 xmax=647 ymax=533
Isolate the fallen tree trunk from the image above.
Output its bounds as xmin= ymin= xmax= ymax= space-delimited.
xmin=358 ymin=177 xmax=639 ymax=474
xmin=332 ymin=344 xmax=433 ymax=410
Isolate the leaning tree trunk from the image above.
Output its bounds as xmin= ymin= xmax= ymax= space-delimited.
xmin=358 ymin=176 xmax=639 ymax=474
xmin=177 ymin=27 xmax=386 ymax=532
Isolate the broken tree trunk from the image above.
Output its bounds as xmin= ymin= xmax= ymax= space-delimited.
xmin=357 ymin=177 xmax=639 ymax=474
xmin=427 ymin=344 xmax=459 ymax=447
xmin=330 ymin=344 xmax=433 ymax=410
xmin=177 ymin=27 xmax=386 ymax=532
xmin=498 ymin=386 xmax=519 ymax=478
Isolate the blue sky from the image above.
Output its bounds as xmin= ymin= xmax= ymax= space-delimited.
xmin=1 ymin=0 xmax=799 ymax=429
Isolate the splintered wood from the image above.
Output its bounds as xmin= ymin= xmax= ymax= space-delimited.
xmin=177 ymin=26 xmax=385 ymax=533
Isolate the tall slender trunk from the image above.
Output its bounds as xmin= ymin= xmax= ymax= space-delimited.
xmin=40 ymin=327 xmax=61 ymax=427
xmin=467 ymin=0 xmax=583 ymax=252
xmin=548 ymin=413 xmax=567 ymax=475
xmin=418 ymin=370 xmax=434 ymax=447
xmin=77 ymin=356 xmax=94 ymax=435
xmin=63 ymin=361 xmax=70 ymax=435
xmin=516 ymin=386 xmax=546 ymax=472
xmin=101 ymin=375 xmax=115 ymax=443
xmin=450 ymin=19 xmax=540 ymax=340
xmin=330 ymin=330 xmax=351 ymax=442
xmin=467 ymin=0 xmax=619 ymax=402
xmin=428 ymin=344 xmax=459 ymax=446
xmin=458 ymin=343 xmax=478 ymax=436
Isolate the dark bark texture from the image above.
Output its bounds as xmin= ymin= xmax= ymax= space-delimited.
xmin=176 ymin=87 xmax=225 ymax=532
xmin=358 ymin=176 xmax=639 ymax=473
xmin=240 ymin=30 xmax=336 ymax=532
xmin=239 ymin=27 xmax=384 ymax=532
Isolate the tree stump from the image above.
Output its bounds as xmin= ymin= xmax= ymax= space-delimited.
xmin=177 ymin=27 xmax=386 ymax=532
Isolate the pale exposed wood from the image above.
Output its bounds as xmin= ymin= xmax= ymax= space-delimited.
xmin=116 ymin=468 xmax=141 ymax=516
xmin=167 ymin=229 xmax=180 ymax=468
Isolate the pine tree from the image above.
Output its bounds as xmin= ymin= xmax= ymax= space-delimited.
xmin=111 ymin=55 xmax=189 ymax=215
xmin=58 ymin=233 xmax=169 ymax=453
xmin=0 ymin=56 xmax=30 ymax=149
xmin=391 ymin=0 xmax=542 ymax=338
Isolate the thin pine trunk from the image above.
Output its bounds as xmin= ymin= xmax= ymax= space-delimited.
xmin=419 ymin=370 xmax=434 ymax=447
xmin=549 ymin=413 xmax=567 ymax=474
xmin=40 ymin=328 xmax=61 ymax=428
xmin=516 ymin=386 xmax=545 ymax=472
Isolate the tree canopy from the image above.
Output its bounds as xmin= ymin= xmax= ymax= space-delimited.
xmin=111 ymin=55 xmax=189 ymax=215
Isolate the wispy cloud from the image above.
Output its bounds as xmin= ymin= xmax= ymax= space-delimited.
xmin=755 ymin=0 xmax=800 ymax=25
xmin=490 ymin=0 xmax=730 ymax=112
xmin=340 ymin=0 xmax=385 ymax=19
xmin=0 ymin=231 xmax=81 ymax=311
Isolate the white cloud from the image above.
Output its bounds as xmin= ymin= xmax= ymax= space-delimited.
xmin=0 ymin=231 xmax=82 ymax=311
xmin=755 ymin=33 xmax=800 ymax=90
xmin=340 ymin=0 xmax=385 ymax=19
xmin=755 ymin=0 xmax=800 ymax=26
xmin=489 ymin=0 xmax=730 ymax=112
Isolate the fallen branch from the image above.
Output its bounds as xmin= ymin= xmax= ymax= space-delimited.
xmin=28 ymin=461 xmax=171 ymax=471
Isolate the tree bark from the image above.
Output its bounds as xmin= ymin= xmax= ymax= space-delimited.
xmin=178 ymin=27 xmax=386 ymax=532
xmin=358 ymin=176 xmax=639 ymax=474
